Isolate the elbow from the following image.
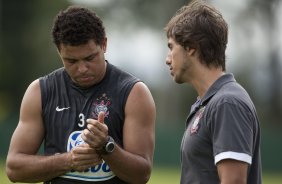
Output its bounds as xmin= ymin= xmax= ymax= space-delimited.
xmin=6 ymin=158 xmax=20 ymax=183
xmin=130 ymin=163 xmax=152 ymax=184
xmin=143 ymin=174 xmax=151 ymax=184
xmin=6 ymin=171 xmax=17 ymax=183
xmin=134 ymin=172 xmax=151 ymax=184
xmin=6 ymin=164 xmax=17 ymax=182
xmin=142 ymin=158 xmax=154 ymax=184
xmin=145 ymin=167 xmax=152 ymax=183
xmin=140 ymin=163 xmax=152 ymax=184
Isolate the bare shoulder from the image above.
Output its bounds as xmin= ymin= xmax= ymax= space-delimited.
xmin=22 ymin=79 xmax=41 ymax=104
xmin=125 ymin=81 xmax=156 ymax=120
xmin=126 ymin=82 xmax=155 ymax=111
xmin=20 ymin=79 xmax=42 ymax=122
xmin=25 ymin=79 xmax=41 ymax=95
xmin=129 ymin=82 xmax=154 ymax=101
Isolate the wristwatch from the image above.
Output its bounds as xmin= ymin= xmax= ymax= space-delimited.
xmin=100 ymin=136 xmax=115 ymax=155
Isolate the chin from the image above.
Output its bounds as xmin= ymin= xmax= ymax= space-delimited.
xmin=76 ymin=81 xmax=93 ymax=89
xmin=174 ymin=77 xmax=184 ymax=84
xmin=175 ymin=80 xmax=184 ymax=84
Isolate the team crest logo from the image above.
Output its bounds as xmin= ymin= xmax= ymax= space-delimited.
xmin=92 ymin=93 xmax=111 ymax=119
xmin=190 ymin=106 xmax=205 ymax=135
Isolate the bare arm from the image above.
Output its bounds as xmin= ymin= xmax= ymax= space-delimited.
xmin=83 ymin=82 xmax=156 ymax=184
xmin=6 ymin=80 xmax=71 ymax=182
xmin=103 ymin=82 xmax=155 ymax=183
xmin=6 ymin=80 xmax=101 ymax=182
xmin=217 ymin=159 xmax=248 ymax=184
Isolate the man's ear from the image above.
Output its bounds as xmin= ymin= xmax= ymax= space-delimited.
xmin=187 ymin=47 xmax=196 ymax=56
xmin=102 ymin=37 xmax=107 ymax=53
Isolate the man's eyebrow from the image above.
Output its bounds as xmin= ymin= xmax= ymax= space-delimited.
xmin=62 ymin=52 xmax=97 ymax=61
xmin=62 ymin=56 xmax=76 ymax=60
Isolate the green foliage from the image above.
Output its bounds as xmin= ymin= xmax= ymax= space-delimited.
xmin=0 ymin=0 xmax=69 ymax=121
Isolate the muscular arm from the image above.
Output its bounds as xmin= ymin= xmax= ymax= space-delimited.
xmin=104 ymin=82 xmax=156 ymax=183
xmin=6 ymin=80 xmax=101 ymax=182
xmin=5 ymin=80 xmax=72 ymax=182
xmin=217 ymin=159 xmax=248 ymax=184
xmin=83 ymin=82 xmax=156 ymax=184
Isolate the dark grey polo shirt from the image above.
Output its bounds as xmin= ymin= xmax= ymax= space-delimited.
xmin=180 ymin=73 xmax=261 ymax=184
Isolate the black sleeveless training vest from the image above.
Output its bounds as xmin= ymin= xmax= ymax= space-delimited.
xmin=40 ymin=62 xmax=140 ymax=184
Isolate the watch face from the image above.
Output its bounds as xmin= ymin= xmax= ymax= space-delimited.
xmin=105 ymin=136 xmax=115 ymax=153
xmin=106 ymin=142 xmax=115 ymax=153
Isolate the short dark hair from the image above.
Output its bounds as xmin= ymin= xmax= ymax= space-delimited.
xmin=165 ymin=0 xmax=228 ymax=70
xmin=52 ymin=5 xmax=105 ymax=48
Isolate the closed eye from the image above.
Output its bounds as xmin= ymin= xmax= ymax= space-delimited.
xmin=84 ymin=54 xmax=96 ymax=61
xmin=65 ymin=58 xmax=77 ymax=64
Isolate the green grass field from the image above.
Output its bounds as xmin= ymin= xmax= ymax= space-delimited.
xmin=1 ymin=161 xmax=281 ymax=184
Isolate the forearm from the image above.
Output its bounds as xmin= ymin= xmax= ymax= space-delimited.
xmin=6 ymin=152 xmax=72 ymax=183
xmin=102 ymin=145 xmax=152 ymax=184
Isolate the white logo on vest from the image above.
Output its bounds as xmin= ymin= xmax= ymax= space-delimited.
xmin=61 ymin=130 xmax=115 ymax=181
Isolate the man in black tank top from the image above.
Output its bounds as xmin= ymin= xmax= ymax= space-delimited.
xmin=6 ymin=6 xmax=156 ymax=184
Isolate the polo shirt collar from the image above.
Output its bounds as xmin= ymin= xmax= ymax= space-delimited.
xmin=200 ymin=73 xmax=236 ymax=106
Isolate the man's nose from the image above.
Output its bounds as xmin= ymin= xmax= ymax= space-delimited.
xmin=78 ymin=61 xmax=89 ymax=73
xmin=166 ymin=53 xmax=172 ymax=65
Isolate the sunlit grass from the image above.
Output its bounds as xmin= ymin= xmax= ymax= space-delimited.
xmin=148 ymin=166 xmax=181 ymax=184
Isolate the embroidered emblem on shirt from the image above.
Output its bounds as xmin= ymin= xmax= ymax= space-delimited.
xmin=56 ymin=106 xmax=70 ymax=112
xmin=91 ymin=93 xmax=111 ymax=119
xmin=191 ymin=106 xmax=206 ymax=135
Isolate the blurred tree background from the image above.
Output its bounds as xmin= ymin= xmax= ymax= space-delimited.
xmin=0 ymin=0 xmax=281 ymax=175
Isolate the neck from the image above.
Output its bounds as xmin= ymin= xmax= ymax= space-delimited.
xmin=191 ymin=67 xmax=224 ymax=98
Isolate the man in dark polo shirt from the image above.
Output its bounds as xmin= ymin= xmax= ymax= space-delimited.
xmin=164 ymin=0 xmax=261 ymax=183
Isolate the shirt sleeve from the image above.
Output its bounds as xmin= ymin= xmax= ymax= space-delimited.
xmin=208 ymin=102 xmax=254 ymax=165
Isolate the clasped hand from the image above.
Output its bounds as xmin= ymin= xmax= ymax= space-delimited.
xmin=70 ymin=112 xmax=108 ymax=172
